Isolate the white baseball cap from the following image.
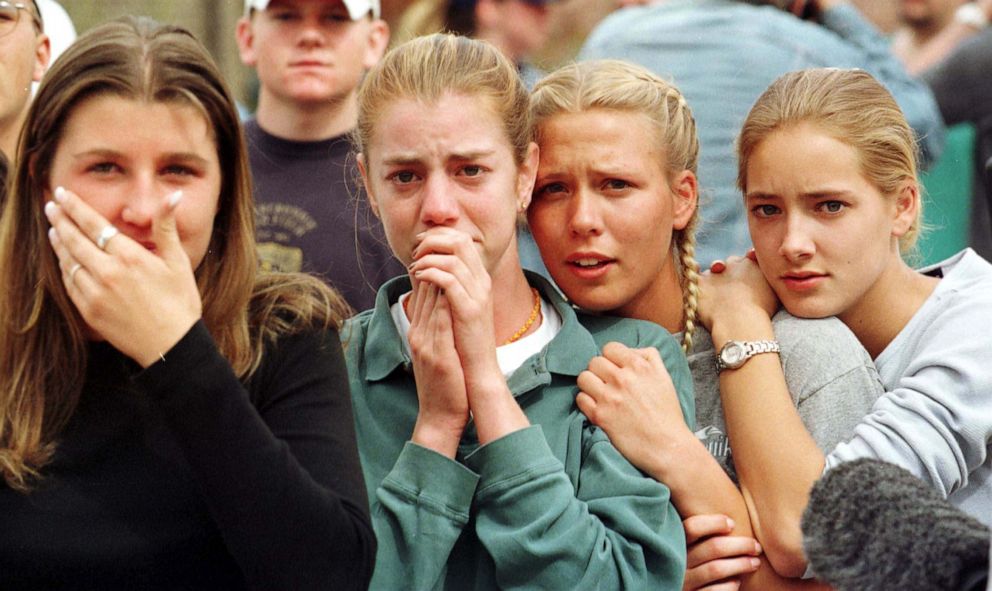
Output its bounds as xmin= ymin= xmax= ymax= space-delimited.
xmin=244 ymin=0 xmax=380 ymax=20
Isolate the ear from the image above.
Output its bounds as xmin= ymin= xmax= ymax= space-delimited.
xmin=670 ymin=169 xmax=698 ymax=231
xmin=363 ymin=19 xmax=390 ymax=70
xmin=235 ymin=17 xmax=257 ymax=67
xmin=891 ymin=179 xmax=918 ymax=238
xmin=33 ymin=34 xmax=50 ymax=82
xmin=357 ymin=153 xmax=380 ymax=218
xmin=515 ymin=142 xmax=540 ymax=212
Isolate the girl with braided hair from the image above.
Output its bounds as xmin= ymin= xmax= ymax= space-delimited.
xmin=527 ymin=60 xmax=883 ymax=590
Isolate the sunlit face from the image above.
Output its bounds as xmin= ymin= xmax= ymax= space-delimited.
xmin=237 ymin=0 xmax=385 ymax=107
xmin=359 ymin=92 xmax=536 ymax=276
xmin=528 ymin=110 xmax=695 ymax=320
xmin=745 ymin=123 xmax=914 ymax=323
xmin=48 ymin=95 xmax=222 ymax=269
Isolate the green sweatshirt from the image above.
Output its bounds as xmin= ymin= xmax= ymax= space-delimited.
xmin=343 ymin=274 xmax=694 ymax=590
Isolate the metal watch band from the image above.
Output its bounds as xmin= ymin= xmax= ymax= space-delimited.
xmin=745 ymin=340 xmax=781 ymax=356
xmin=716 ymin=339 xmax=782 ymax=372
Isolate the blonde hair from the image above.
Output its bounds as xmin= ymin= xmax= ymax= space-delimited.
xmin=529 ymin=60 xmax=701 ymax=352
xmin=0 ymin=17 xmax=348 ymax=492
xmin=354 ymin=33 xmax=531 ymax=167
xmin=737 ymin=68 xmax=922 ymax=254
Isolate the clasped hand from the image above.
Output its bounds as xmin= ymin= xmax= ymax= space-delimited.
xmin=406 ymin=227 xmax=518 ymax=456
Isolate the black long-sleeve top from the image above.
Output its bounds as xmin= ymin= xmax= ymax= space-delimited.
xmin=0 ymin=321 xmax=374 ymax=590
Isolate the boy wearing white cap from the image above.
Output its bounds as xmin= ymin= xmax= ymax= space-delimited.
xmin=236 ymin=0 xmax=400 ymax=312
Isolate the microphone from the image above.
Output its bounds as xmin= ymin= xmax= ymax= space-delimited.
xmin=801 ymin=458 xmax=989 ymax=591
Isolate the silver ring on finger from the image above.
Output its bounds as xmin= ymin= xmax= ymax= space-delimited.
xmin=96 ymin=224 xmax=119 ymax=250
xmin=69 ymin=262 xmax=83 ymax=285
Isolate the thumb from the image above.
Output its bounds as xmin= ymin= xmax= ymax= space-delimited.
xmin=152 ymin=190 xmax=186 ymax=265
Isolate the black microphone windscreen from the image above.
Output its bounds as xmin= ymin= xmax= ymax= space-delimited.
xmin=801 ymin=458 xmax=989 ymax=591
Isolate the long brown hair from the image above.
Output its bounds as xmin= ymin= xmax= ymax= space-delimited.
xmin=0 ymin=17 xmax=348 ymax=492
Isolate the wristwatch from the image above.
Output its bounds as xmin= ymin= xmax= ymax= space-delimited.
xmin=716 ymin=339 xmax=781 ymax=372
xmin=954 ymin=3 xmax=989 ymax=29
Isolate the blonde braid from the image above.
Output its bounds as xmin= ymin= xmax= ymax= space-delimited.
xmin=660 ymin=85 xmax=701 ymax=352
xmin=677 ymin=222 xmax=701 ymax=353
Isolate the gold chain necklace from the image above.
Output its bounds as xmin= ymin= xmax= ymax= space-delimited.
xmin=504 ymin=288 xmax=542 ymax=345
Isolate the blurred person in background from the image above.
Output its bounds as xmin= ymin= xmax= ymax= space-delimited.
xmin=891 ymin=0 xmax=992 ymax=73
xmin=0 ymin=0 xmax=48 ymax=160
xmin=394 ymin=0 xmax=555 ymax=86
xmin=922 ymin=24 xmax=992 ymax=257
xmin=237 ymin=0 xmax=402 ymax=312
xmin=34 ymin=0 xmax=72 ymax=64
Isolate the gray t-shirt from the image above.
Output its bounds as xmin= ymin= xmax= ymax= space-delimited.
xmin=686 ymin=311 xmax=884 ymax=482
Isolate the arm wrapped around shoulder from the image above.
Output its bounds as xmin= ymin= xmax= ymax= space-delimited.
xmin=801 ymin=458 xmax=989 ymax=591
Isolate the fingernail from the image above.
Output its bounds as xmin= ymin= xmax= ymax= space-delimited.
xmin=48 ymin=227 xmax=58 ymax=243
xmin=44 ymin=201 xmax=57 ymax=218
xmin=167 ymin=190 xmax=183 ymax=209
xmin=750 ymin=558 xmax=761 ymax=569
xmin=54 ymin=186 xmax=67 ymax=202
xmin=755 ymin=541 xmax=763 ymax=554
xmin=726 ymin=517 xmax=735 ymax=530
